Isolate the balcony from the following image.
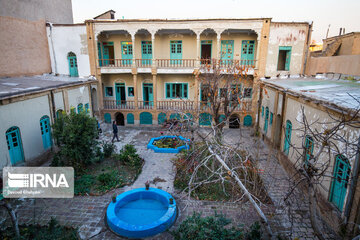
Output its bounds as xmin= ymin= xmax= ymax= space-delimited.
xmin=103 ymin=100 xmax=252 ymax=112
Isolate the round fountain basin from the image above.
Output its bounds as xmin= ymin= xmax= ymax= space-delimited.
xmin=106 ymin=188 xmax=177 ymax=238
xmin=147 ymin=135 xmax=190 ymax=153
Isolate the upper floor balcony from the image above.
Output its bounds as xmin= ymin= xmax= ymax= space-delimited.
xmin=95 ymin=24 xmax=263 ymax=75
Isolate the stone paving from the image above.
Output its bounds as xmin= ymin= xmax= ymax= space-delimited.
xmin=1 ymin=125 xmax=339 ymax=239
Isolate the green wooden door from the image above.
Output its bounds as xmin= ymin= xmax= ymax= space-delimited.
xmin=6 ymin=127 xmax=24 ymax=165
xmin=243 ymin=115 xmax=252 ymax=126
xmin=143 ymin=83 xmax=153 ymax=106
xmin=330 ymin=155 xmax=350 ymax=210
xmin=115 ymin=83 xmax=126 ymax=105
xmin=141 ymin=41 xmax=152 ymax=65
xmin=264 ymin=107 xmax=269 ymax=133
xmin=221 ymin=40 xmax=234 ymax=65
xmin=305 ymin=135 xmax=314 ymax=164
xmin=283 ymin=120 xmax=292 ymax=155
xmin=279 ymin=46 xmax=292 ymax=71
xmin=241 ymin=40 xmax=255 ymax=65
xmin=127 ymin=113 xmax=134 ymax=124
xmin=170 ymin=40 xmax=182 ymax=65
xmin=199 ymin=113 xmax=212 ymax=126
xmin=77 ymin=103 xmax=83 ymax=113
xmin=140 ymin=112 xmax=152 ymax=125
xmin=40 ymin=116 xmax=52 ymax=150
xmin=102 ymin=42 xmax=114 ymax=66
xmin=121 ymin=41 xmax=133 ymax=65
xmin=67 ymin=54 xmax=79 ymax=77
xmin=104 ymin=113 xmax=111 ymax=123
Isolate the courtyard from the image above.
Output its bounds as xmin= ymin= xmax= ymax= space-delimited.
xmin=1 ymin=125 xmax=338 ymax=240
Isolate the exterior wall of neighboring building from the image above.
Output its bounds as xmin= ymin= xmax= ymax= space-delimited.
xmin=306 ymin=55 xmax=360 ymax=76
xmin=265 ymin=22 xmax=311 ymax=77
xmin=323 ymin=33 xmax=360 ymax=56
xmin=0 ymin=0 xmax=73 ymax=24
xmin=67 ymin=85 xmax=91 ymax=112
xmin=0 ymin=16 xmax=51 ymax=77
xmin=0 ymin=94 xmax=52 ymax=168
xmin=46 ymin=24 xmax=91 ymax=77
xmin=260 ymin=83 xmax=360 ymax=235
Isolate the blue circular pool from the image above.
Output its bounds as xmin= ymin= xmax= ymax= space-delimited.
xmin=106 ymin=188 xmax=177 ymax=238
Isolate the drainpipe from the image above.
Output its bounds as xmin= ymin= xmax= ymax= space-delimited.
xmin=344 ymin=137 xmax=360 ymax=223
xmin=47 ymin=22 xmax=58 ymax=75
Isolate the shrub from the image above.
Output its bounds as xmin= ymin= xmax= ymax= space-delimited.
xmin=51 ymin=112 xmax=98 ymax=173
xmin=171 ymin=212 xmax=262 ymax=240
xmin=116 ymin=144 xmax=142 ymax=168
xmin=102 ymin=141 xmax=115 ymax=158
xmin=74 ymin=174 xmax=95 ymax=195
xmin=96 ymin=171 xmax=122 ymax=192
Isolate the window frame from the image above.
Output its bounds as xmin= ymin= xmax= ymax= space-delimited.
xmin=127 ymin=87 xmax=134 ymax=97
xmin=105 ymin=86 xmax=114 ymax=97
xmin=165 ymin=83 xmax=188 ymax=99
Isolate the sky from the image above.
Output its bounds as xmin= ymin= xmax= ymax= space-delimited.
xmin=72 ymin=0 xmax=360 ymax=42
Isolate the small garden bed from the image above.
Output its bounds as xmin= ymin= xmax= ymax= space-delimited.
xmin=74 ymin=144 xmax=144 ymax=195
xmin=0 ymin=218 xmax=78 ymax=240
xmin=147 ymin=135 xmax=190 ymax=153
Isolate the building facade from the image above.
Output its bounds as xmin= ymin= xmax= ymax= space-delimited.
xmin=85 ymin=18 xmax=311 ymax=127
xmin=259 ymin=77 xmax=360 ymax=237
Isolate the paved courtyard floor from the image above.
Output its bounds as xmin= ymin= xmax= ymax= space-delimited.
xmin=1 ymin=125 xmax=339 ymax=239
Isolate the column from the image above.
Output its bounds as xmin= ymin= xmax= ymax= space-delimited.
xmin=132 ymin=35 xmax=136 ymax=67
xmin=196 ymin=33 xmax=201 ymax=68
xmin=194 ymin=72 xmax=199 ymax=108
xmin=216 ymin=33 xmax=221 ymax=60
xmin=133 ymin=74 xmax=138 ymax=110
xmin=152 ymin=34 xmax=156 ymax=68
xmin=152 ymin=74 xmax=157 ymax=110
xmin=256 ymin=33 xmax=261 ymax=69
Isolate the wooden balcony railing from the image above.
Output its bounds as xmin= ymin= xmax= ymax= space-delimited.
xmin=157 ymin=101 xmax=195 ymax=110
xmin=135 ymin=59 xmax=152 ymax=68
xmin=217 ymin=59 xmax=257 ymax=68
xmin=98 ymin=59 xmax=132 ymax=68
xmin=156 ymin=59 xmax=196 ymax=68
xmin=138 ymin=101 xmax=154 ymax=109
xmin=104 ymin=100 xmax=135 ymax=109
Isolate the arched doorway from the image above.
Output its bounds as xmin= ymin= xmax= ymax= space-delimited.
xmin=229 ymin=114 xmax=240 ymax=128
xmin=104 ymin=113 xmax=111 ymax=123
xmin=127 ymin=113 xmax=134 ymax=124
xmin=91 ymin=88 xmax=98 ymax=112
xmin=67 ymin=52 xmax=79 ymax=77
xmin=115 ymin=112 xmax=125 ymax=126
xmin=6 ymin=126 xmax=24 ymax=165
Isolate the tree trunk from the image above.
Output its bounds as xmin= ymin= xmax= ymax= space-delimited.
xmin=0 ymin=201 xmax=20 ymax=238
xmin=308 ymin=183 xmax=326 ymax=240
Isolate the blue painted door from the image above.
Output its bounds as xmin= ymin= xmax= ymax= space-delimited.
xmin=115 ymin=83 xmax=126 ymax=105
xmin=40 ymin=116 xmax=52 ymax=150
xmin=241 ymin=40 xmax=255 ymax=65
xmin=221 ymin=40 xmax=234 ymax=64
xmin=121 ymin=41 xmax=133 ymax=65
xmin=77 ymin=103 xmax=83 ymax=113
xmin=330 ymin=155 xmax=350 ymax=210
xmin=141 ymin=41 xmax=152 ymax=65
xmin=158 ymin=113 xmax=167 ymax=124
xmin=305 ymin=136 xmax=314 ymax=163
xmin=127 ymin=113 xmax=134 ymax=124
xmin=170 ymin=40 xmax=182 ymax=65
xmin=243 ymin=115 xmax=252 ymax=126
xmin=6 ymin=127 xmax=24 ymax=165
xmin=67 ymin=54 xmax=79 ymax=77
xmin=140 ymin=112 xmax=152 ymax=125
xmin=264 ymin=107 xmax=269 ymax=133
xmin=284 ymin=120 xmax=292 ymax=155
xmin=104 ymin=113 xmax=111 ymax=123
xmin=143 ymin=83 xmax=153 ymax=106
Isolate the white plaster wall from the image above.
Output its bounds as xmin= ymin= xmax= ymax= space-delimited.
xmin=282 ymin=97 xmax=360 ymax=204
xmin=54 ymin=91 xmax=64 ymax=111
xmin=67 ymin=86 xmax=90 ymax=110
xmin=265 ymin=23 xmax=309 ymax=77
xmin=47 ymin=25 xmax=90 ymax=78
xmin=0 ymin=95 xmax=52 ymax=168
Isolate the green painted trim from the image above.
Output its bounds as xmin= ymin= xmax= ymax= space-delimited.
xmin=105 ymin=87 xmax=113 ymax=97
xmin=165 ymin=83 xmax=188 ymax=99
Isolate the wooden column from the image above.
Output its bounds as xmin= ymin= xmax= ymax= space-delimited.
xmin=133 ymin=74 xmax=138 ymax=110
xmin=152 ymin=73 xmax=157 ymax=110
xmin=132 ymin=35 xmax=136 ymax=67
xmin=196 ymin=33 xmax=201 ymax=67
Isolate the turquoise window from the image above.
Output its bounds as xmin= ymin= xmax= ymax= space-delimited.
xmin=85 ymin=103 xmax=90 ymax=114
xmin=67 ymin=52 xmax=79 ymax=77
xmin=128 ymin=87 xmax=134 ymax=97
xmin=283 ymin=120 xmax=292 ymax=155
xmin=105 ymin=87 xmax=113 ymax=97
xmin=121 ymin=41 xmax=133 ymax=65
xmin=170 ymin=40 xmax=182 ymax=64
xmin=305 ymin=135 xmax=314 ymax=164
xmin=221 ymin=40 xmax=234 ymax=64
xmin=277 ymin=46 xmax=292 ymax=71
xmin=77 ymin=103 xmax=83 ymax=113
xmin=264 ymin=107 xmax=269 ymax=133
xmin=270 ymin=112 xmax=273 ymax=125
xmin=243 ymin=115 xmax=252 ymax=126
xmin=330 ymin=155 xmax=351 ymax=211
xmin=56 ymin=109 xmax=64 ymax=119
xmin=165 ymin=83 xmax=188 ymax=99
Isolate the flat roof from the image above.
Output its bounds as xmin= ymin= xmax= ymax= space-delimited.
xmin=261 ymin=76 xmax=360 ymax=111
xmin=0 ymin=74 xmax=96 ymax=101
